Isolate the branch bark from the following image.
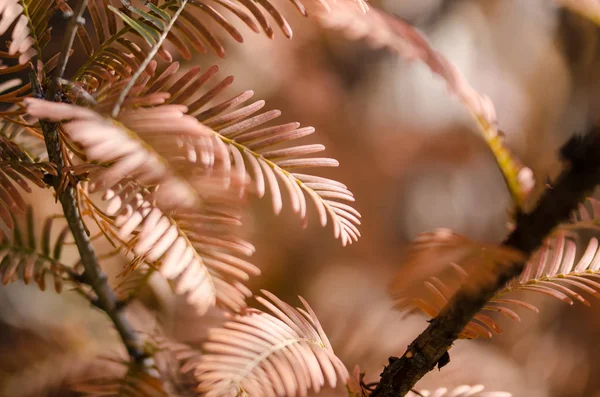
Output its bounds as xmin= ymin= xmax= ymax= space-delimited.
xmin=372 ymin=127 xmax=600 ymax=396
xmin=33 ymin=1 xmax=152 ymax=367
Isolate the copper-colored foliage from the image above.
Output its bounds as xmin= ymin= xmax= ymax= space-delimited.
xmin=0 ymin=135 xmax=54 ymax=229
xmin=24 ymin=98 xmax=218 ymax=210
xmin=23 ymin=88 xmax=357 ymax=318
xmin=196 ymin=290 xmax=349 ymax=397
xmin=391 ymin=229 xmax=524 ymax=281
xmin=567 ymin=197 xmax=600 ymax=230
xmin=3 ymin=0 xmax=595 ymax=395
xmin=390 ymin=228 xmax=524 ymax=320
xmin=149 ymin=335 xmax=203 ymax=376
xmin=23 ymin=97 xmax=263 ymax=314
xmin=74 ymin=0 xmax=306 ymax=95
xmin=0 ymin=112 xmax=47 ymax=160
xmin=74 ymin=361 xmax=171 ymax=397
xmin=0 ymin=0 xmax=54 ymax=101
xmin=31 ymin=0 xmax=363 ymax=244
xmin=0 ymin=78 xmax=30 ymax=106
xmin=102 ymin=178 xmax=259 ymax=314
xmin=75 ymin=371 xmax=171 ymax=397
xmin=142 ymin=62 xmax=361 ymax=245
xmin=55 ymin=56 xmax=360 ymax=244
xmin=72 ymin=341 xmax=199 ymax=397
xmin=397 ymin=202 xmax=600 ymax=339
xmin=0 ymin=0 xmax=47 ymax=65
xmin=112 ymin=263 xmax=153 ymax=302
xmin=0 ymin=206 xmax=74 ymax=293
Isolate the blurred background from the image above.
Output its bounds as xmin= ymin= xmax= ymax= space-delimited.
xmin=2 ymin=0 xmax=600 ymax=395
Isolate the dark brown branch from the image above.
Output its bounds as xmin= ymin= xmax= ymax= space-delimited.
xmin=372 ymin=127 xmax=600 ymax=397
xmin=31 ymin=2 xmax=153 ymax=367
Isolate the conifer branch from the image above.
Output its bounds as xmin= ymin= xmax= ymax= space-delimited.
xmin=372 ymin=127 xmax=600 ymax=397
xmin=32 ymin=2 xmax=153 ymax=369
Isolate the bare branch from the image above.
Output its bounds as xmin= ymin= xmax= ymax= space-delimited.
xmin=372 ymin=127 xmax=600 ymax=396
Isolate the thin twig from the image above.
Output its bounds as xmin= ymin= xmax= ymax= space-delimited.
xmin=371 ymin=128 xmax=600 ymax=396
xmin=45 ymin=0 xmax=88 ymax=101
xmin=110 ymin=0 xmax=188 ymax=118
xmin=32 ymin=3 xmax=154 ymax=369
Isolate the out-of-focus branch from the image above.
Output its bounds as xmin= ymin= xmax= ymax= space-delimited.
xmin=371 ymin=127 xmax=600 ymax=397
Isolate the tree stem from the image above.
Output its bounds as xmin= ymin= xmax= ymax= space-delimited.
xmin=372 ymin=128 xmax=600 ymax=396
xmin=34 ymin=0 xmax=152 ymax=366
